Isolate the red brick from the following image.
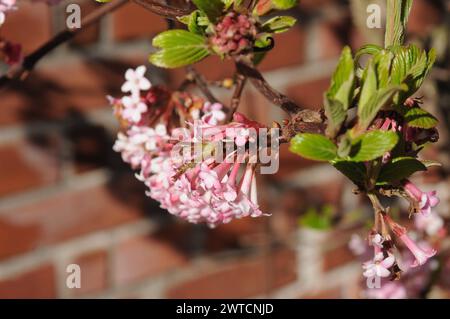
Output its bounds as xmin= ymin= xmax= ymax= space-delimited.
xmin=0 ymin=141 xmax=59 ymax=197
xmin=408 ymin=0 xmax=444 ymax=37
xmin=0 ymin=264 xmax=56 ymax=298
xmin=0 ymin=185 xmax=143 ymax=260
xmin=299 ymin=0 xmax=337 ymax=11
xmin=323 ymin=243 xmax=355 ymax=271
xmin=315 ymin=21 xmax=346 ymax=60
xmin=68 ymin=250 xmax=108 ymax=296
xmin=286 ymin=77 xmax=331 ymax=110
xmin=166 ymin=249 xmax=296 ymax=298
xmin=0 ymin=60 xmax=130 ymax=125
xmin=113 ymin=235 xmax=187 ymax=286
xmin=0 ymin=2 xmax=52 ymax=54
xmin=112 ymin=2 xmax=167 ymax=41
xmin=71 ymin=1 xmax=102 ymax=46
xmin=259 ymin=27 xmax=306 ymax=72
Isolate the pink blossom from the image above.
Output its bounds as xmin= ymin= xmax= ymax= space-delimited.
xmin=201 ymin=102 xmax=226 ymax=125
xmin=121 ymin=95 xmax=148 ymax=123
xmin=415 ymin=212 xmax=444 ymax=237
xmin=363 ymin=253 xmax=395 ymax=278
xmin=348 ymin=234 xmax=366 ymax=256
xmin=403 ymin=180 xmax=439 ymax=216
xmin=398 ymin=232 xmax=436 ymax=268
xmin=121 ymin=66 xmax=151 ymax=97
xmin=371 ymin=233 xmax=384 ymax=248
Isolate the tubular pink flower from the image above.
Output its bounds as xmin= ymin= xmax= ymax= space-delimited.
xmin=398 ymin=233 xmax=436 ymax=268
xmin=403 ymin=180 xmax=440 ymax=216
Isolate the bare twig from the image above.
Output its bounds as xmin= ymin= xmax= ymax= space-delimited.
xmin=132 ymin=0 xmax=192 ymax=19
xmin=235 ymin=60 xmax=301 ymax=116
xmin=228 ymin=73 xmax=247 ymax=120
xmin=0 ymin=0 xmax=192 ymax=90
xmin=0 ymin=0 xmax=129 ymax=89
xmin=186 ymin=66 xmax=220 ymax=104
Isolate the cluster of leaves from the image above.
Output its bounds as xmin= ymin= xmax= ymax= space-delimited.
xmin=290 ymin=43 xmax=438 ymax=190
xmin=149 ymin=0 xmax=298 ymax=68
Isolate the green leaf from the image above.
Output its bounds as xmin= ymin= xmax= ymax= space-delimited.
xmin=324 ymin=47 xmax=355 ymax=137
xmin=149 ymin=30 xmax=210 ymax=68
xmin=324 ymin=97 xmax=346 ymax=138
xmin=377 ymin=157 xmax=427 ymax=184
xmin=178 ymin=10 xmax=205 ymax=35
xmin=385 ymin=0 xmax=413 ymax=47
xmin=253 ymin=34 xmax=273 ymax=65
xmin=358 ymin=60 xmax=378 ymax=111
xmin=332 ymin=160 xmax=367 ymax=186
xmin=390 ymin=45 xmax=435 ymax=102
xmin=355 ymin=44 xmax=382 ymax=62
xmin=420 ymin=160 xmax=442 ymax=168
xmin=254 ymin=0 xmax=297 ymax=15
xmin=273 ymin=0 xmax=298 ymax=9
xmin=349 ymin=130 xmax=399 ymax=162
xmin=262 ymin=16 xmax=297 ymax=34
xmin=290 ymin=134 xmax=337 ymax=162
xmin=222 ymin=0 xmax=234 ymax=9
xmin=192 ymin=0 xmax=224 ymax=22
xmin=357 ymin=84 xmax=407 ymax=132
xmin=403 ymin=107 xmax=439 ymax=129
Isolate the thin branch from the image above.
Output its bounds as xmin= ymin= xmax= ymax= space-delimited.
xmin=0 ymin=0 xmax=192 ymax=90
xmin=235 ymin=60 xmax=301 ymax=116
xmin=228 ymin=73 xmax=247 ymax=121
xmin=0 ymin=0 xmax=129 ymax=89
xmin=186 ymin=66 xmax=220 ymax=104
xmin=132 ymin=0 xmax=193 ymax=19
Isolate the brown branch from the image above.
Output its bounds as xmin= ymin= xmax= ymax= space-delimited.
xmin=0 ymin=0 xmax=129 ymax=89
xmin=228 ymin=73 xmax=246 ymax=121
xmin=0 ymin=0 xmax=192 ymax=90
xmin=132 ymin=0 xmax=193 ymax=19
xmin=235 ymin=60 xmax=301 ymax=116
xmin=186 ymin=66 xmax=220 ymax=104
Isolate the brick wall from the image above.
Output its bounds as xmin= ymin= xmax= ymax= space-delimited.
xmin=0 ymin=0 xmax=449 ymax=299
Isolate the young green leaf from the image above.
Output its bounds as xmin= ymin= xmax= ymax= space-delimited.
xmin=272 ymin=0 xmax=298 ymax=10
xmin=349 ymin=130 xmax=399 ymax=162
xmin=377 ymin=157 xmax=427 ymax=184
xmin=384 ymin=0 xmax=413 ymax=47
xmin=290 ymin=134 xmax=337 ymax=162
xmin=192 ymin=0 xmax=224 ymax=22
xmin=403 ymin=107 xmax=439 ymax=129
xmin=262 ymin=16 xmax=297 ymax=34
xmin=178 ymin=10 xmax=206 ymax=35
xmin=324 ymin=47 xmax=355 ymax=137
xmin=332 ymin=160 xmax=367 ymax=186
xmin=358 ymin=60 xmax=378 ymax=111
xmin=357 ymin=84 xmax=407 ymax=132
xmin=390 ymin=45 xmax=436 ymax=102
xmin=355 ymin=44 xmax=382 ymax=62
xmin=149 ymin=30 xmax=210 ymax=68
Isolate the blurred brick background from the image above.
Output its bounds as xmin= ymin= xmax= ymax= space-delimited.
xmin=0 ymin=0 xmax=449 ymax=298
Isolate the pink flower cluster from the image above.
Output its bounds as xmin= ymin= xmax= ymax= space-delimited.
xmin=111 ymin=66 xmax=267 ymax=227
xmin=211 ymin=12 xmax=257 ymax=56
